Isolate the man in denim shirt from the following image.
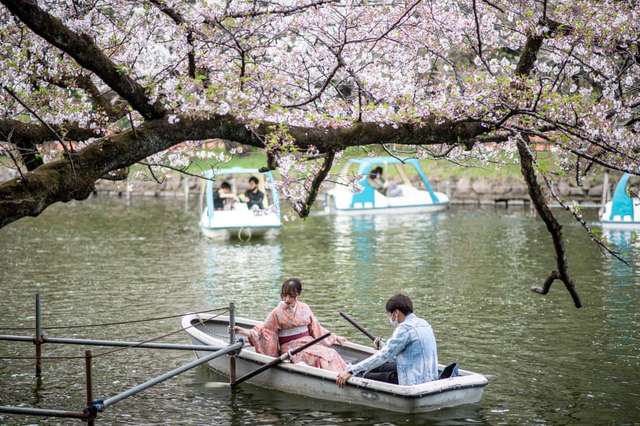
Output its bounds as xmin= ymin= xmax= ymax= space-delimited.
xmin=336 ymin=294 xmax=438 ymax=386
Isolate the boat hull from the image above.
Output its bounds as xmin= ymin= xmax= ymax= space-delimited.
xmin=183 ymin=314 xmax=487 ymax=413
xmin=327 ymin=202 xmax=449 ymax=216
xmin=599 ymin=221 xmax=640 ymax=230
xmin=200 ymin=226 xmax=280 ymax=240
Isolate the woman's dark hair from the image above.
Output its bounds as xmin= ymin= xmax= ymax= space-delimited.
xmin=369 ymin=166 xmax=383 ymax=180
xmin=220 ymin=181 xmax=231 ymax=190
xmin=249 ymin=176 xmax=259 ymax=185
xmin=385 ymin=294 xmax=413 ymax=315
xmin=281 ymin=278 xmax=303 ymax=298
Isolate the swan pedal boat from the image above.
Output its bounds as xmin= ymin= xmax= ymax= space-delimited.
xmin=182 ymin=313 xmax=488 ymax=413
xmin=599 ymin=173 xmax=640 ymax=230
xmin=324 ymin=157 xmax=449 ymax=216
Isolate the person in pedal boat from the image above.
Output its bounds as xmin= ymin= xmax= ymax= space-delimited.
xmin=240 ymin=176 xmax=265 ymax=210
xmin=235 ymin=278 xmax=348 ymax=372
xmin=336 ymin=294 xmax=438 ymax=386
xmin=213 ymin=181 xmax=238 ymax=210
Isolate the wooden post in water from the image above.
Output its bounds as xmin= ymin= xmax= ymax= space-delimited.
xmin=183 ymin=178 xmax=190 ymax=211
xmin=601 ymin=171 xmax=610 ymax=215
xmin=85 ymin=350 xmax=95 ymax=426
xmin=35 ymin=293 xmax=43 ymax=379
xmin=228 ymin=302 xmax=236 ymax=383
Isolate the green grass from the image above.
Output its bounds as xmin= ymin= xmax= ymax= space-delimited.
xmin=174 ymin=147 xmax=565 ymax=181
xmin=186 ymin=152 xmax=268 ymax=174
xmin=39 ymin=144 xmax=573 ymax=182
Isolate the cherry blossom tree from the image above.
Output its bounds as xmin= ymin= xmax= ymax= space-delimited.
xmin=0 ymin=0 xmax=638 ymax=306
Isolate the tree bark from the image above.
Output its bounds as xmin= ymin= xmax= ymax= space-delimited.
xmin=0 ymin=119 xmax=100 ymax=171
xmin=0 ymin=113 xmax=495 ymax=227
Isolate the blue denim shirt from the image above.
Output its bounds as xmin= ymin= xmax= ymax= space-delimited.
xmin=349 ymin=313 xmax=438 ymax=385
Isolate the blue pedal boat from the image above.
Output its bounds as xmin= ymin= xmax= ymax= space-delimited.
xmin=599 ymin=173 xmax=640 ymax=229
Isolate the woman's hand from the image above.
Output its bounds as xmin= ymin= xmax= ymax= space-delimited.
xmin=233 ymin=326 xmax=250 ymax=337
xmin=334 ymin=335 xmax=348 ymax=345
xmin=336 ymin=371 xmax=352 ymax=387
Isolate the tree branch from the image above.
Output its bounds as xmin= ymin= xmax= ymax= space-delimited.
xmin=147 ymin=0 xmax=196 ymax=78
xmin=0 ymin=119 xmax=100 ymax=171
xmin=1 ymin=0 xmax=165 ymax=119
xmin=517 ymin=136 xmax=582 ymax=308
xmin=293 ymin=151 xmax=335 ymax=218
xmin=0 ymin=111 xmax=496 ymax=227
xmin=223 ymin=0 xmax=338 ymax=19
xmin=44 ymin=73 xmax=126 ymax=119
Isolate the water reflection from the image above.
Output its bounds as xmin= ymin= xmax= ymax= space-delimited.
xmin=1 ymin=201 xmax=640 ymax=425
xmin=600 ymin=229 xmax=640 ymax=369
xmin=330 ymin=213 xmax=448 ymax=297
xmin=201 ymin=240 xmax=284 ymax=317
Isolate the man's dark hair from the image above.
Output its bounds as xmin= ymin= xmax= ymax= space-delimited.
xmin=385 ymin=294 xmax=413 ymax=315
xmin=220 ymin=181 xmax=231 ymax=190
xmin=281 ymin=278 xmax=303 ymax=298
xmin=249 ymin=176 xmax=259 ymax=185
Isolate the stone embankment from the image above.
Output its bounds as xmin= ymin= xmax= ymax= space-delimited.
xmin=428 ymin=176 xmax=606 ymax=206
xmin=0 ymin=167 xmax=607 ymax=206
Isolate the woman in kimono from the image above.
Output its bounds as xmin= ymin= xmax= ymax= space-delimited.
xmin=235 ymin=278 xmax=348 ymax=372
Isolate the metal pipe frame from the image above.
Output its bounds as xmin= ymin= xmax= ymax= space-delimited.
xmin=100 ymin=340 xmax=243 ymax=409
xmin=35 ymin=293 xmax=42 ymax=378
xmin=0 ymin=406 xmax=86 ymax=419
xmin=228 ymin=302 xmax=236 ymax=383
xmin=0 ymin=335 xmax=229 ymax=352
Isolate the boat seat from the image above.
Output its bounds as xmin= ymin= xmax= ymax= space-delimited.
xmin=439 ymin=362 xmax=458 ymax=379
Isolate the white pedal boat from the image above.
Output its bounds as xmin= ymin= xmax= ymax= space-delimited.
xmin=182 ymin=314 xmax=487 ymax=413
xmin=324 ymin=157 xmax=449 ymax=215
xmin=199 ymin=168 xmax=282 ymax=239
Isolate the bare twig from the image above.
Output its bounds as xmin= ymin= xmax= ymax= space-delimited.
xmin=283 ymin=56 xmax=344 ymax=108
xmin=3 ymin=85 xmax=69 ymax=154
xmin=0 ymin=131 xmax=26 ymax=181
xmin=223 ymin=0 xmax=338 ymax=19
xmin=472 ymin=0 xmax=484 ymax=61
xmin=528 ymin=148 xmax=629 ymax=265
xmin=138 ymin=161 xmax=217 ymax=182
xmin=145 ymin=163 xmax=164 ymax=184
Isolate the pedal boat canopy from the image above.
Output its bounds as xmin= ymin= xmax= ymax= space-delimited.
xmin=200 ymin=167 xmax=282 ymax=239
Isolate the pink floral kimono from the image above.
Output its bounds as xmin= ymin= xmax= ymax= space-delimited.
xmin=248 ymin=301 xmax=347 ymax=372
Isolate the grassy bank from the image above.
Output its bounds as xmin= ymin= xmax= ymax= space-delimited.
xmin=183 ymin=147 xmax=563 ymax=180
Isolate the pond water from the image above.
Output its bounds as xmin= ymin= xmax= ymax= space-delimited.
xmin=0 ymin=198 xmax=639 ymax=425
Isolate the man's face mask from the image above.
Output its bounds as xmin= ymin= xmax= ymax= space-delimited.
xmin=388 ymin=311 xmax=398 ymax=327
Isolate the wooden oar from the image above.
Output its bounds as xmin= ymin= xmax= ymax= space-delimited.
xmin=339 ymin=312 xmax=382 ymax=349
xmin=231 ymin=332 xmax=331 ymax=387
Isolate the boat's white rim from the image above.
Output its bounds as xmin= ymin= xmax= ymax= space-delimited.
xmin=333 ymin=202 xmax=450 ymax=211
xmin=598 ymin=221 xmax=640 ymax=229
xmin=182 ymin=314 xmax=488 ymax=398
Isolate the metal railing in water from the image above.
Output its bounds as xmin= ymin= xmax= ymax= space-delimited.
xmin=0 ymin=294 xmax=240 ymax=425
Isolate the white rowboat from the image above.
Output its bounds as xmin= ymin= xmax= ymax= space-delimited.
xmin=182 ymin=314 xmax=488 ymax=413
